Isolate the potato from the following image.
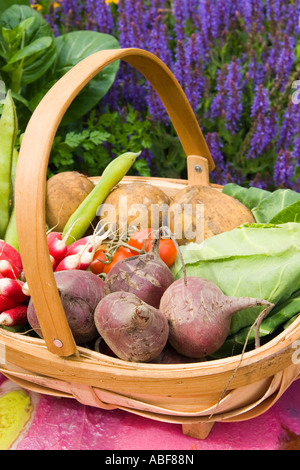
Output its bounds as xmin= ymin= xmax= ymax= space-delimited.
xmin=46 ymin=171 xmax=95 ymax=232
xmin=98 ymin=182 xmax=170 ymax=234
xmin=168 ymin=185 xmax=255 ymax=245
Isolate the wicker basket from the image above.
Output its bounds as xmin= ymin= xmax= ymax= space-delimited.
xmin=1 ymin=48 xmax=300 ymax=440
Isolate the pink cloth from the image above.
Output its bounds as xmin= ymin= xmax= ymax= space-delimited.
xmin=11 ymin=377 xmax=300 ymax=450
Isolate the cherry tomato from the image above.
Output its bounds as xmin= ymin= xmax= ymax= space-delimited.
xmin=90 ymin=249 xmax=109 ymax=275
xmin=103 ymin=246 xmax=134 ymax=274
xmin=128 ymin=228 xmax=177 ymax=267
xmin=127 ymin=228 xmax=153 ymax=252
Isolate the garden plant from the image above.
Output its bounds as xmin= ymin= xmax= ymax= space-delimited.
xmin=0 ymin=0 xmax=299 ymax=190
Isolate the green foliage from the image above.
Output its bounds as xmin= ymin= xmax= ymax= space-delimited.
xmin=0 ymin=5 xmax=120 ymax=128
xmin=48 ymin=106 xmax=154 ymax=178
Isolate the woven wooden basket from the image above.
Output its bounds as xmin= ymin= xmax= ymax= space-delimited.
xmin=1 ymin=48 xmax=300 ymax=440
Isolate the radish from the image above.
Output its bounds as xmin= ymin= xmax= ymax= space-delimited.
xmin=65 ymin=235 xmax=104 ymax=256
xmin=0 ymin=305 xmax=28 ymax=326
xmin=47 ymin=231 xmax=68 ymax=266
xmin=0 ymin=240 xmax=22 ymax=272
xmin=55 ymin=246 xmax=94 ymax=271
xmin=55 ymin=230 xmax=110 ymax=272
xmin=94 ymin=291 xmax=169 ymax=362
xmin=27 ymin=270 xmax=110 ymax=344
xmin=0 ymin=294 xmax=20 ymax=313
xmin=105 ymin=231 xmax=174 ymax=309
xmin=159 ymin=276 xmax=274 ymax=358
xmin=0 ymin=259 xmax=20 ymax=279
xmin=0 ymin=278 xmax=28 ymax=303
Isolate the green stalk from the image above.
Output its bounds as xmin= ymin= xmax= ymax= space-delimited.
xmin=0 ymin=90 xmax=18 ymax=239
xmin=62 ymin=151 xmax=141 ymax=245
xmin=4 ymin=149 xmax=19 ymax=251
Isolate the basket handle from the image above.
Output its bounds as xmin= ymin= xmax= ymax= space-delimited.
xmin=15 ymin=48 xmax=214 ymax=357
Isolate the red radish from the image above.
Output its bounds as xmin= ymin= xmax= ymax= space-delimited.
xmin=0 ymin=305 xmax=28 ymax=326
xmin=47 ymin=232 xmax=68 ymax=265
xmin=0 ymin=240 xmax=22 ymax=272
xmin=0 ymin=278 xmax=29 ymax=303
xmin=55 ymin=235 xmax=104 ymax=272
xmin=66 ymin=235 xmax=105 ymax=257
xmin=0 ymin=295 xmax=20 ymax=313
xmin=55 ymin=249 xmax=94 ymax=271
xmin=0 ymin=259 xmax=20 ymax=279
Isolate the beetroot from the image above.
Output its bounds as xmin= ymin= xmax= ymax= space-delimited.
xmin=159 ymin=276 xmax=274 ymax=358
xmin=94 ymin=291 xmax=169 ymax=362
xmin=105 ymin=236 xmax=174 ymax=309
xmin=27 ymin=270 xmax=109 ymax=344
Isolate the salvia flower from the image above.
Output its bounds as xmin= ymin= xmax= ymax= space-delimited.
xmin=206 ymin=132 xmax=228 ymax=185
xmin=209 ymin=64 xmax=228 ymax=120
xmin=276 ymin=99 xmax=300 ymax=152
xmin=224 ymin=60 xmax=243 ymax=133
xmin=173 ymin=0 xmax=188 ymax=42
xmin=275 ymin=35 xmax=295 ymax=91
xmin=247 ymin=85 xmax=277 ymax=159
xmin=184 ymin=33 xmax=205 ymax=113
xmin=273 ymin=150 xmax=295 ymax=188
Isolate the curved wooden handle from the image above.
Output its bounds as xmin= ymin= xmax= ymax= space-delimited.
xmin=15 ymin=48 xmax=213 ymax=356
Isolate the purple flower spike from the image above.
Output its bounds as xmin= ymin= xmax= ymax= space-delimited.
xmin=206 ymin=132 xmax=228 ymax=185
xmin=247 ymin=86 xmax=278 ymax=159
xmin=210 ymin=64 xmax=228 ymax=119
xmin=224 ymin=60 xmax=243 ymax=133
xmin=274 ymin=149 xmax=295 ymax=188
xmin=251 ymin=84 xmax=270 ymax=118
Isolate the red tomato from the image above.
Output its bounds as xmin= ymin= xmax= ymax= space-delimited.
xmin=90 ymin=249 xmax=109 ymax=275
xmin=128 ymin=229 xmax=177 ymax=267
xmin=127 ymin=228 xmax=153 ymax=252
xmin=102 ymin=246 xmax=134 ymax=274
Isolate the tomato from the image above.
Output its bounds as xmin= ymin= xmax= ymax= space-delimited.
xmin=89 ymin=249 xmax=109 ymax=275
xmin=102 ymin=246 xmax=134 ymax=274
xmin=128 ymin=228 xmax=177 ymax=267
xmin=90 ymin=246 xmax=135 ymax=275
xmin=127 ymin=228 xmax=153 ymax=252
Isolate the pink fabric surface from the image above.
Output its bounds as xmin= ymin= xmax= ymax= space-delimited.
xmin=3 ymin=375 xmax=298 ymax=450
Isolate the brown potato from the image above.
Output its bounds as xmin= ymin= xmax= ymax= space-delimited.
xmin=169 ymin=185 xmax=255 ymax=245
xmin=98 ymin=182 xmax=170 ymax=235
xmin=46 ymin=171 xmax=95 ymax=232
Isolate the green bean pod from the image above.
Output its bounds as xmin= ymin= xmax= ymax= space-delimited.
xmin=0 ymin=91 xmax=17 ymax=239
xmin=62 ymin=151 xmax=141 ymax=244
xmin=4 ymin=149 xmax=19 ymax=251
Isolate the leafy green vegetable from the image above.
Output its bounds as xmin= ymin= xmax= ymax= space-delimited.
xmin=51 ymin=31 xmax=120 ymax=125
xmin=252 ymin=189 xmax=300 ymax=223
xmin=0 ymin=5 xmax=120 ymax=127
xmin=172 ymin=223 xmax=300 ymax=341
xmin=269 ymin=200 xmax=300 ymax=224
xmin=0 ymin=5 xmax=56 ymax=92
xmin=223 ymin=183 xmax=300 ymax=224
xmin=222 ymin=183 xmax=271 ymax=210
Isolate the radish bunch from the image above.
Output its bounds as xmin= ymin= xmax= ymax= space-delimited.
xmin=0 ymin=240 xmax=29 ymax=327
xmin=47 ymin=231 xmax=107 ymax=272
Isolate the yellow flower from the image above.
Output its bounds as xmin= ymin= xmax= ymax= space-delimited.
xmin=53 ymin=1 xmax=61 ymax=8
xmin=31 ymin=3 xmax=43 ymax=12
xmin=105 ymin=0 xmax=119 ymax=4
